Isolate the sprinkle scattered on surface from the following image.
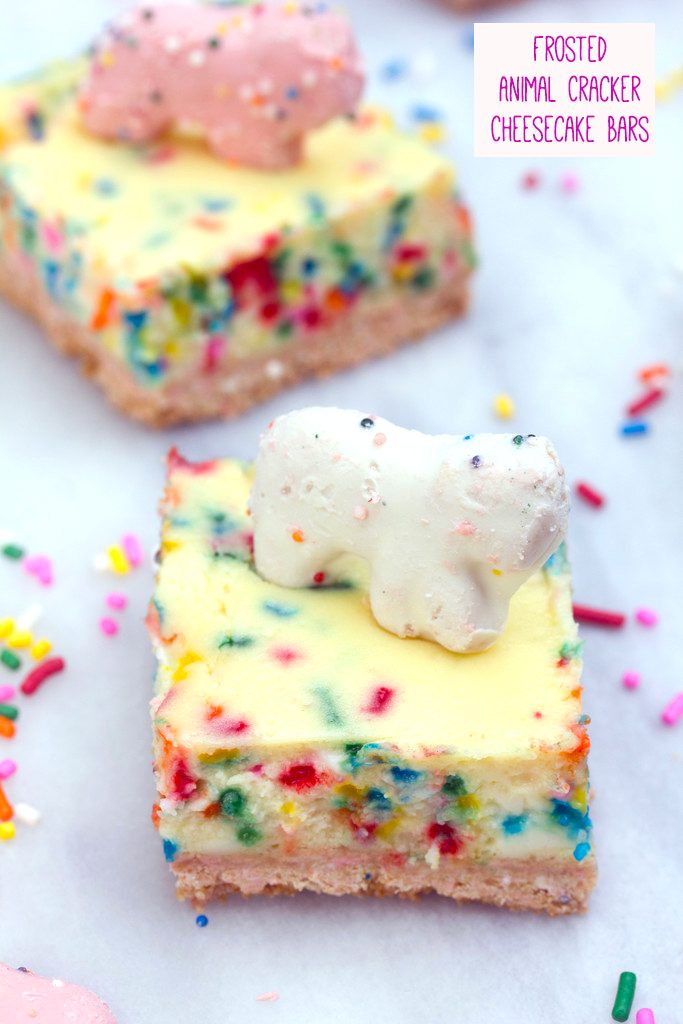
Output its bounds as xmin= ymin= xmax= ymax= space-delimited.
xmin=573 ymin=604 xmax=625 ymax=628
xmin=636 ymin=1009 xmax=655 ymax=1024
xmin=622 ymin=671 xmax=640 ymax=691
xmin=661 ymin=693 xmax=683 ymax=727
xmin=560 ymin=172 xmax=580 ymax=194
xmin=626 ymin=388 xmax=665 ymax=418
xmin=635 ymin=608 xmax=658 ymax=628
xmin=99 ymin=617 xmax=119 ymax=637
xmin=0 ymin=685 xmax=16 ymax=701
xmin=612 ymin=971 xmax=637 ymax=1022
xmin=195 ymin=914 xmax=209 ymax=927
xmin=255 ymin=992 xmax=280 ymax=1003
xmin=0 ymin=759 xmax=17 ymax=780
xmin=493 ymin=393 xmax=515 ymax=420
xmin=0 ymin=821 xmax=16 ymax=840
xmin=106 ymin=592 xmax=128 ymax=611
xmin=13 ymin=802 xmax=41 ymax=826
xmin=1 ymin=650 xmax=21 ymax=671
xmin=621 ymin=421 xmax=648 ymax=437
xmin=575 ymin=482 xmax=605 ymax=509
xmin=20 ymin=657 xmax=66 ymax=697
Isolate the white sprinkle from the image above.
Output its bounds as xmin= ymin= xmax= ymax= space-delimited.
xmin=52 ymin=979 xmax=65 ymax=989
xmin=258 ymin=78 xmax=274 ymax=95
xmin=188 ymin=49 xmax=206 ymax=67
xmin=15 ymin=604 xmax=43 ymax=632
xmin=301 ymin=69 xmax=318 ymax=88
xmin=14 ymin=802 xmax=41 ymax=826
xmin=164 ymin=35 xmax=181 ymax=53
xmin=239 ymin=84 xmax=255 ymax=102
xmin=353 ymin=506 xmax=368 ymax=521
xmin=264 ymin=359 xmax=285 ymax=381
xmin=93 ymin=552 xmax=110 ymax=572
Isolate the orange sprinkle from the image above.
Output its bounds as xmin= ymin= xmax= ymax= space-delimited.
xmin=0 ymin=782 xmax=12 ymax=821
xmin=291 ymin=529 xmax=305 ymax=543
xmin=151 ymin=803 xmax=161 ymax=828
xmin=638 ymin=362 xmax=670 ymax=383
xmin=203 ymin=802 xmax=221 ymax=818
xmin=0 ymin=717 xmax=15 ymax=739
xmin=90 ymin=288 xmax=115 ymax=331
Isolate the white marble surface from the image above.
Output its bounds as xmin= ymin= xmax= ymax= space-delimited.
xmin=1 ymin=1 xmax=682 ymax=1022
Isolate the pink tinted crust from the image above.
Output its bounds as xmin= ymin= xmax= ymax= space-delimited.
xmin=0 ymin=964 xmax=117 ymax=1023
xmin=80 ymin=4 xmax=364 ymax=168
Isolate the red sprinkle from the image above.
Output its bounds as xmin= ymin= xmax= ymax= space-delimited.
xmin=20 ymin=657 xmax=66 ymax=696
xmin=364 ymin=685 xmax=395 ymax=715
xmin=278 ymin=762 xmax=321 ymax=791
xmin=573 ymin=604 xmax=625 ymax=628
xmin=427 ymin=821 xmax=463 ymax=856
xmin=626 ymin=387 xmax=665 ymax=417
xmin=575 ymin=481 xmax=605 ymax=508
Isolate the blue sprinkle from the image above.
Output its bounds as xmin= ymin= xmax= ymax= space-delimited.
xmin=195 ymin=914 xmax=209 ymax=927
xmin=462 ymin=28 xmax=475 ymax=51
xmin=201 ymin=197 xmax=232 ymax=213
xmin=301 ymin=257 xmax=318 ymax=277
xmin=471 ymin=455 xmax=481 ymax=468
xmin=94 ymin=177 xmax=118 ymax=197
xmin=304 ymin=193 xmax=326 ymax=220
xmin=463 ymin=434 xmax=473 ymax=440
xmin=285 ymin=85 xmax=300 ymax=100
xmin=390 ymin=766 xmax=421 ymax=785
xmin=263 ymin=600 xmax=298 ymax=618
xmin=366 ymin=788 xmax=392 ymax=810
xmin=42 ymin=261 xmax=60 ymax=298
xmin=573 ymin=841 xmax=590 ymax=862
xmin=364 ymin=872 xmax=372 ymax=881
xmin=380 ymin=58 xmax=408 ymax=81
xmin=410 ymin=104 xmax=443 ymax=123
xmin=162 ymin=839 xmax=178 ymax=863
xmin=621 ymin=421 xmax=648 ymax=436
xmin=123 ymin=309 xmax=148 ymax=333
xmin=502 ymin=814 xmax=527 ymax=835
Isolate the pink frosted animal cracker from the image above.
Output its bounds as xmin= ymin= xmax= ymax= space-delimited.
xmin=0 ymin=962 xmax=118 ymax=1023
xmin=79 ymin=3 xmax=365 ymax=169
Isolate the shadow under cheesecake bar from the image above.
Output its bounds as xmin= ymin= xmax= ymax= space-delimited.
xmin=148 ymin=455 xmax=595 ymax=914
xmin=0 ymin=65 xmax=474 ymax=427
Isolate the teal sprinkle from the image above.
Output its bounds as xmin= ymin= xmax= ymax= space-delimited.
xmin=219 ymin=788 xmax=246 ymax=818
xmin=263 ymin=600 xmax=298 ymax=618
xmin=162 ymin=839 xmax=178 ymax=862
xmin=365 ymin=788 xmax=392 ymax=811
xmin=304 ymin=193 xmax=326 ymax=220
xmin=559 ymin=640 xmax=583 ymax=662
xmin=218 ymin=634 xmax=254 ymax=650
xmin=312 ymin=686 xmax=345 ymax=728
xmin=442 ymin=774 xmax=466 ymax=796
xmin=392 ymin=194 xmax=413 ymax=216
xmin=502 ymin=814 xmax=527 ymax=835
xmin=390 ymin=766 xmax=422 ymax=785
xmin=236 ymin=823 xmax=261 ymax=846
xmin=573 ymin=841 xmax=591 ymax=861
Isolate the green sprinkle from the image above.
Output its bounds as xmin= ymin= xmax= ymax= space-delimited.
xmin=275 ymin=319 xmax=294 ymax=338
xmin=442 ymin=774 xmax=466 ymax=797
xmin=612 ymin=972 xmax=636 ymax=1022
xmin=0 ymin=703 xmax=18 ymax=721
xmin=512 ymin=435 xmax=524 ymax=446
xmin=312 ymin=685 xmax=345 ymax=728
xmin=2 ymin=544 xmax=24 ymax=560
xmin=236 ymin=822 xmax=261 ymax=846
xmin=219 ymin=788 xmax=246 ymax=818
xmin=330 ymin=240 xmax=352 ymax=263
xmin=559 ymin=641 xmax=582 ymax=662
xmin=345 ymin=742 xmax=363 ymax=757
xmin=392 ymin=194 xmax=413 ymax=216
xmin=218 ymin=634 xmax=254 ymax=650
xmin=0 ymin=650 xmax=20 ymax=671
xmin=412 ymin=267 xmax=435 ymax=290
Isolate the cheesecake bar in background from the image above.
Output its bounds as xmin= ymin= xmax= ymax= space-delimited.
xmin=0 ymin=5 xmax=474 ymax=427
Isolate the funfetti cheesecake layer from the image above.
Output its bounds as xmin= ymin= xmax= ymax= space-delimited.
xmin=148 ymin=454 xmax=596 ymax=914
xmin=0 ymin=65 xmax=473 ymax=427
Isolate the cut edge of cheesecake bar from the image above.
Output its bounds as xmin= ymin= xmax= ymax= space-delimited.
xmin=0 ymin=247 xmax=469 ymax=427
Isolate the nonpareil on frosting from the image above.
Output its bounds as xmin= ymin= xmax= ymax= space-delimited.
xmin=79 ymin=4 xmax=364 ymax=169
xmin=251 ymin=408 xmax=569 ymax=653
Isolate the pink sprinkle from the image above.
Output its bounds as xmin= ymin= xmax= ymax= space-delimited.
xmin=636 ymin=1010 xmax=655 ymax=1024
xmin=99 ymin=617 xmax=119 ymax=637
xmin=24 ymin=555 xmax=54 ymax=585
xmin=635 ymin=607 xmax=658 ymax=627
xmin=661 ymin=692 xmax=683 ymax=726
xmin=0 ymin=685 xmax=16 ymax=702
xmin=106 ymin=592 xmax=128 ymax=611
xmin=622 ymin=671 xmax=640 ymax=690
xmin=353 ymin=506 xmax=368 ymax=521
xmin=0 ymin=759 xmax=17 ymax=780
xmin=560 ymin=172 xmax=580 ymax=194
xmin=202 ymin=336 xmax=225 ymax=373
xmin=255 ymin=992 xmax=279 ymax=1003
xmin=364 ymin=684 xmax=395 ymax=716
xmin=122 ymin=534 xmax=143 ymax=568
xmin=454 ymin=520 xmax=476 ymax=536
xmin=270 ymin=646 xmax=301 ymax=666
xmin=373 ymin=433 xmax=387 ymax=446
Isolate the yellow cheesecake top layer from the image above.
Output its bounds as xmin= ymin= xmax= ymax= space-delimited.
xmin=149 ymin=455 xmax=587 ymax=764
xmin=0 ymin=62 xmax=455 ymax=285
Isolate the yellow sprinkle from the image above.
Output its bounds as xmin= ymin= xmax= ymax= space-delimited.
xmin=172 ymin=651 xmax=202 ymax=683
xmin=491 ymin=569 xmax=503 ymax=577
xmin=281 ymin=280 xmax=302 ymax=303
xmin=0 ymin=822 xmax=16 ymax=841
xmin=100 ymin=51 xmax=115 ymax=68
xmin=31 ymin=639 xmax=52 ymax=661
xmin=0 ymin=619 xmax=14 ymax=640
xmin=418 ymin=122 xmax=446 ymax=144
xmin=107 ymin=545 xmax=130 ymax=575
xmin=280 ymin=801 xmax=297 ymax=817
xmin=198 ymin=747 xmax=240 ymax=764
xmin=375 ymin=817 xmax=401 ymax=840
xmin=573 ymin=784 xmax=588 ymax=814
xmin=391 ymin=264 xmax=415 ymax=283
xmin=216 ymin=21 xmax=228 ymax=35
xmin=493 ymin=393 xmax=515 ymax=419
xmin=7 ymin=630 xmax=32 ymax=649
xmin=334 ymin=782 xmax=364 ymax=801
xmin=458 ymin=793 xmax=481 ymax=815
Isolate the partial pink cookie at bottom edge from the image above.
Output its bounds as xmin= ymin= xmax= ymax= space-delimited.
xmin=0 ymin=963 xmax=117 ymax=1024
